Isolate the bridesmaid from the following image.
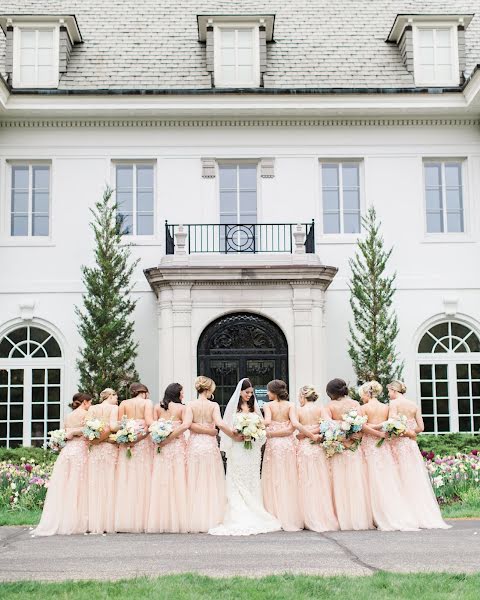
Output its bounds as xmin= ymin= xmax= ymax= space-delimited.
xmin=291 ymin=385 xmax=339 ymax=532
xmin=186 ymin=376 xmax=237 ymax=533
xmin=85 ymin=387 xmax=119 ymax=534
xmin=33 ymin=393 xmax=92 ymax=536
xmin=360 ymin=380 xmax=419 ymax=531
xmin=147 ymin=382 xmax=192 ymax=533
xmin=262 ymin=379 xmax=303 ymax=532
xmin=114 ymin=382 xmax=154 ymax=533
xmin=387 ymin=380 xmax=450 ymax=529
xmin=325 ymin=378 xmax=373 ymax=531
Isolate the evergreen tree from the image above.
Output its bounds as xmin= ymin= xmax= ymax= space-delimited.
xmin=348 ymin=206 xmax=403 ymax=398
xmin=75 ymin=187 xmax=140 ymax=400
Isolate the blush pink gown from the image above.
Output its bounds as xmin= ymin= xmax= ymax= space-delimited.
xmin=297 ymin=425 xmax=339 ymax=532
xmin=330 ymin=433 xmax=373 ymax=531
xmin=186 ymin=423 xmax=226 ymax=533
xmin=147 ymin=421 xmax=188 ymax=533
xmin=362 ymin=432 xmax=419 ymax=531
xmin=33 ymin=437 xmax=89 ymax=536
xmin=391 ymin=419 xmax=450 ymax=529
xmin=87 ymin=441 xmax=118 ymax=534
xmin=114 ymin=419 xmax=153 ymax=533
xmin=262 ymin=421 xmax=303 ymax=531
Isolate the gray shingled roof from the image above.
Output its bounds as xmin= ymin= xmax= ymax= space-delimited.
xmin=0 ymin=0 xmax=479 ymax=90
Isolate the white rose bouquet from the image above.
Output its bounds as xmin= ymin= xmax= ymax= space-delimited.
xmin=376 ymin=415 xmax=408 ymax=447
xmin=47 ymin=429 xmax=67 ymax=453
xmin=149 ymin=419 xmax=174 ymax=453
xmin=233 ymin=412 xmax=266 ymax=450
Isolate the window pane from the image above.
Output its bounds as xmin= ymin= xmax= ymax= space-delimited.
xmin=420 ymin=382 xmax=433 ymax=397
xmin=436 ymin=398 xmax=449 ymax=414
xmin=425 ymin=164 xmax=441 ymax=187
xmin=31 ymin=422 xmax=44 ymax=438
xmin=32 ymin=215 xmax=49 ymax=236
xmin=32 ymin=191 xmax=49 ymax=214
xmin=445 ymin=163 xmax=462 ymax=187
xmin=31 ymin=328 xmax=49 ymax=344
xmin=10 ymin=422 xmax=23 ymax=437
xmin=32 ymin=369 xmax=45 ymax=384
xmin=136 ymin=191 xmax=153 ymax=213
xmin=446 ymin=188 xmax=462 ymax=210
xmin=10 ymin=388 xmax=24 ymax=403
xmin=323 ymin=190 xmax=339 ymax=211
xmin=419 ymin=29 xmax=434 ymax=46
xmin=437 ymin=417 xmax=450 ymax=432
xmin=323 ymin=213 xmax=340 ymax=234
xmin=220 ymin=191 xmax=237 ymax=216
xmin=48 ymin=404 xmax=60 ymax=419
xmin=48 ymin=369 xmax=60 ymax=384
xmin=421 ymin=399 xmax=433 ymax=414
xmin=237 ymin=30 xmax=253 ymax=48
xmin=423 ymin=417 xmax=434 ymax=432
xmin=10 ymin=405 xmax=23 ymax=420
xmin=342 ymin=164 xmax=359 ymax=187
xmin=12 ymin=191 xmax=28 ymax=213
xmin=457 ymin=382 xmax=470 ymax=397
xmin=435 ymin=364 xmax=447 ymax=379
xmin=343 ymin=212 xmax=360 ymax=234
xmin=32 ymin=387 xmax=44 ymax=403
xmin=136 ymin=165 xmax=153 ymax=189
xmin=32 ymin=404 xmax=44 ymax=419
xmin=237 ymin=66 xmax=253 ymax=82
xmin=220 ymin=30 xmax=235 ymax=47
xmin=48 ymin=387 xmax=60 ymax=403
xmin=457 ymin=364 xmax=469 ymax=379
xmin=472 ymin=364 xmax=480 ymax=379
xmin=38 ymin=29 xmax=54 ymax=48
xmin=118 ymin=213 xmax=133 ymax=235
xmin=446 ymin=212 xmax=463 ymax=233
xmin=420 ymin=364 xmax=432 ymax=379
xmin=459 ymin=416 xmax=472 ymax=432
xmin=343 ymin=189 xmax=360 ymax=212
xmin=322 ymin=164 xmax=339 ymax=187
xmin=11 ymin=216 xmax=28 ymax=236
xmin=116 ymin=165 xmax=133 ymax=189
xmin=239 ymin=191 xmax=256 ymax=215
xmin=43 ymin=337 xmax=61 ymax=357
xmin=20 ymin=66 xmax=35 ymax=82
xmin=458 ymin=398 xmax=471 ymax=414
xmin=116 ymin=191 xmax=133 ymax=211
xmin=219 ymin=165 xmax=237 ymax=189
xmin=418 ymin=335 xmax=435 ymax=353
xmin=239 ymin=166 xmax=257 ymax=190
xmin=426 ymin=212 xmax=443 ymax=233
xmin=20 ymin=30 xmax=36 ymax=49
xmin=436 ymin=29 xmax=451 ymax=47
xmin=426 ymin=189 xmax=442 ymax=211
xmin=435 ymin=382 xmax=448 ymax=397
xmin=137 ymin=214 xmax=153 ymax=235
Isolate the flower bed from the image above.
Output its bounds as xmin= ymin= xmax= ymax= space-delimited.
xmin=423 ymin=450 xmax=480 ymax=503
xmin=0 ymin=459 xmax=52 ymax=512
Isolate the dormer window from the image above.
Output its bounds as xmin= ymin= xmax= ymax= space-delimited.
xmin=387 ymin=14 xmax=473 ymax=87
xmin=0 ymin=15 xmax=82 ymax=89
xmin=198 ymin=15 xmax=274 ymax=88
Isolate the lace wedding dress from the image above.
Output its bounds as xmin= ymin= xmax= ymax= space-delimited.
xmin=209 ymin=437 xmax=281 ymax=536
xmin=208 ymin=378 xmax=281 ymax=536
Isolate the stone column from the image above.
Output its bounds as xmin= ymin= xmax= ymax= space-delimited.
xmin=170 ymin=284 xmax=193 ymax=391
xmin=157 ymin=286 xmax=174 ymax=396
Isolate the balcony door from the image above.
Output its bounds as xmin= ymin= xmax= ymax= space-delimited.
xmin=197 ymin=313 xmax=288 ymax=413
xmin=219 ymin=163 xmax=257 ymax=252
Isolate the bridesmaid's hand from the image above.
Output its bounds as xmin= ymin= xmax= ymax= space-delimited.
xmin=66 ymin=431 xmax=74 ymax=440
xmin=350 ymin=433 xmax=362 ymax=441
xmin=311 ymin=434 xmax=321 ymax=444
xmin=233 ymin=433 xmax=244 ymax=442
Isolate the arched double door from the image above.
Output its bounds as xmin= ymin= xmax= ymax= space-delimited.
xmin=197 ymin=313 xmax=288 ymax=413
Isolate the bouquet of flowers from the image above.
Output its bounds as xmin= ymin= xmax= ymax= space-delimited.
xmin=47 ymin=429 xmax=67 ymax=453
xmin=233 ymin=413 xmax=266 ymax=449
xmin=319 ymin=419 xmax=345 ymax=458
xmin=149 ymin=419 xmax=174 ymax=453
xmin=109 ymin=416 xmax=144 ymax=458
xmin=340 ymin=410 xmax=367 ymax=452
xmin=376 ymin=415 xmax=408 ymax=447
xmin=82 ymin=418 xmax=106 ymax=448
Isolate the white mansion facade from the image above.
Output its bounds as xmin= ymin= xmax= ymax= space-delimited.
xmin=0 ymin=2 xmax=480 ymax=447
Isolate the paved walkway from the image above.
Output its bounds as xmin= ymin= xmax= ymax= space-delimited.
xmin=0 ymin=520 xmax=479 ymax=581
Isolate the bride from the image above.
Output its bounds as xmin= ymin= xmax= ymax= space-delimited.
xmin=208 ymin=378 xmax=282 ymax=536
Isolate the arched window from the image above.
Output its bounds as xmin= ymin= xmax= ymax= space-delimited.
xmin=417 ymin=321 xmax=480 ymax=433
xmin=0 ymin=325 xmax=63 ymax=448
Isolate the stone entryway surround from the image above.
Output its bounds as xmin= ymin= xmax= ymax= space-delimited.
xmin=145 ymin=253 xmax=337 ymax=400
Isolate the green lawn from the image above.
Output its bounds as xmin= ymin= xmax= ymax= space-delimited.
xmin=0 ymin=508 xmax=40 ymax=526
xmin=1 ymin=573 xmax=480 ymax=600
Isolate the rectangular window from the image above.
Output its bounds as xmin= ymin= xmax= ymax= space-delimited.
xmin=10 ymin=164 xmax=50 ymax=237
xmin=414 ymin=26 xmax=458 ymax=86
xmin=216 ymin=27 xmax=259 ymax=87
xmin=424 ymin=161 xmax=464 ymax=233
xmin=419 ymin=363 xmax=451 ymax=434
xmin=219 ymin=163 xmax=257 ymax=252
xmin=17 ymin=28 xmax=56 ymax=87
xmin=321 ymin=162 xmax=361 ymax=234
xmin=115 ymin=164 xmax=154 ymax=236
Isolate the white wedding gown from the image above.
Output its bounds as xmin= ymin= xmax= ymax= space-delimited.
xmin=208 ymin=439 xmax=282 ymax=536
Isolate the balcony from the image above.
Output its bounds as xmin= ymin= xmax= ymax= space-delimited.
xmin=165 ymin=221 xmax=315 ymax=255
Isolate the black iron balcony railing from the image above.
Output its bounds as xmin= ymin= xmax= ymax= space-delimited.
xmin=165 ymin=221 xmax=315 ymax=255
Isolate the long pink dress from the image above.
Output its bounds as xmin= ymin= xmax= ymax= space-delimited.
xmin=147 ymin=421 xmax=188 ymax=533
xmin=362 ymin=432 xmax=419 ymax=531
xmin=330 ymin=436 xmax=373 ymax=531
xmin=391 ymin=419 xmax=450 ymax=529
xmin=33 ymin=437 xmax=89 ymax=536
xmin=262 ymin=421 xmax=303 ymax=531
xmin=297 ymin=425 xmax=339 ymax=532
xmin=186 ymin=423 xmax=226 ymax=533
xmin=114 ymin=419 xmax=153 ymax=533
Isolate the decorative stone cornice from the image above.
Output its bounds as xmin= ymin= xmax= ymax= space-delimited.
xmin=0 ymin=117 xmax=479 ymax=128
xmin=144 ymin=263 xmax=338 ymax=296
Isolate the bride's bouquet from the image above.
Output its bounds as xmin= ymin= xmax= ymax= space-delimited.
xmin=233 ymin=413 xmax=266 ymax=450
xmin=82 ymin=418 xmax=106 ymax=448
xmin=319 ymin=419 xmax=345 ymax=458
xmin=340 ymin=410 xmax=367 ymax=452
xmin=47 ymin=428 xmax=67 ymax=453
xmin=109 ymin=416 xmax=145 ymax=458
xmin=149 ymin=419 xmax=174 ymax=453
xmin=376 ymin=415 xmax=408 ymax=447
